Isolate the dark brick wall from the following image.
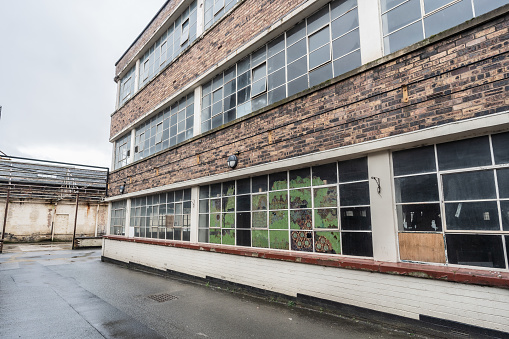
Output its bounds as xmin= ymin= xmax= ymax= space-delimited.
xmin=111 ymin=0 xmax=303 ymax=138
xmin=108 ymin=8 xmax=509 ymax=197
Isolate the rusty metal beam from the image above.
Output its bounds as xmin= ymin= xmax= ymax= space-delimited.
xmin=71 ymin=193 xmax=79 ymax=250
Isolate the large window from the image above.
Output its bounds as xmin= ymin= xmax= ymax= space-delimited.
xmin=199 ymin=157 xmax=373 ymax=257
xmin=393 ymin=132 xmax=509 ymax=269
xmin=130 ymin=189 xmax=192 ymax=241
xmin=201 ymin=0 xmax=360 ymax=133
xmin=139 ymin=1 xmax=198 ymax=89
xmin=114 ymin=133 xmax=131 ymax=170
xmin=118 ymin=66 xmax=135 ymax=107
xmin=381 ymin=0 xmax=509 ymax=54
xmin=110 ymin=200 xmax=127 ymax=236
xmin=134 ymin=93 xmax=194 ymax=162
xmin=204 ymin=0 xmax=240 ymax=30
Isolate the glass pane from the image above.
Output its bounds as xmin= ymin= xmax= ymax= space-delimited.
xmin=268 ymin=68 xmax=285 ymax=90
xmin=437 ymin=136 xmax=491 ymax=170
xmin=237 ymin=71 xmax=251 ymax=89
xmin=383 ymin=21 xmax=423 ymax=54
xmin=309 ymin=62 xmax=333 ymax=87
xmin=268 ymin=34 xmax=285 ymax=57
xmin=342 ymin=232 xmax=373 ymax=257
xmin=237 ymin=212 xmax=251 ymax=229
xmin=268 ymin=51 xmax=285 ymax=73
xmin=252 ymin=230 xmax=269 ymax=248
xmin=380 ymin=0 xmax=406 ymax=12
xmin=290 ymin=188 xmax=312 ymax=209
xmin=237 ymin=86 xmax=251 ymax=104
xmin=382 ymin=0 xmax=421 ymax=35
xmin=474 ymin=0 xmax=509 ymax=16
xmin=290 ymin=209 xmax=313 ymax=230
xmin=251 ymin=46 xmax=266 ymax=67
xmin=237 ymin=229 xmax=251 ymax=246
xmin=424 ymin=0 xmax=454 ymax=13
xmin=492 ymin=132 xmax=509 ymax=164
xmin=210 ymin=198 xmax=222 ymax=213
xmin=393 ymin=145 xmax=436 ymax=176
xmin=269 ymin=191 xmax=288 ymax=210
xmin=424 ymin=0 xmax=473 ymax=37
xmin=223 ymin=213 xmax=235 ymax=228
xmin=442 ymin=170 xmax=496 ymax=201
xmin=252 ymin=63 xmax=266 ymax=83
xmin=288 ymin=75 xmax=309 ymax=96
xmin=309 ymin=44 xmax=331 ymax=70
xmin=394 ymin=175 xmax=439 ymax=203
xmin=287 ymin=57 xmax=307 ymax=81
xmin=332 ymin=28 xmax=360 ymax=59
xmin=269 ymin=210 xmax=288 ymax=229
xmin=270 ymin=172 xmax=288 ymax=190
xmin=333 ymin=49 xmax=361 ymax=75
xmin=237 ymin=178 xmax=251 ymax=194
xmin=222 ymin=229 xmax=235 ymax=245
xmin=286 ymin=21 xmax=306 ymax=46
xmin=314 ymin=231 xmax=341 ymax=254
xmin=252 ymin=175 xmax=267 ymax=192
xmin=396 ymin=203 xmax=442 ymax=231
xmin=338 ymin=157 xmax=368 ymax=182
xmin=252 ymin=79 xmax=267 ymax=97
xmin=200 ymin=186 xmax=209 ymax=199
xmin=211 ymin=183 xmax=222 ymax=197
xmin=252 ymin=194 xmax=267 ymax=210
xmin=199 ymin=214 xmax=209 ymax=228
xmin=331 ymin=0 xmax=357 ymax=19
xmin=268 ymin=86 xmax=286 ymax=105
xmin=289 ymin=168 xmax=311 ymax=188
xmin=341 ymin=207 xmax=371 ymax=230
xmin=312 ymin=163 xmax=338 ymax=185
xmin=252 ymin=211 xmax=268 ymax=228
xmin=500 ymin=201 xmax=509 ymax=231
xmin=331 ymin=8 xmax=358 ymax=39
xmin=314 ymin=208 xmax=338 ymax=228
xmin=445 ymin=201 xmax=500 ymax=230
xmin=199 ymin=229 xmax=209 ymax=243
xmin=270 ymin=230 xmax=289 ymax=249
xmin=199 ymin=200 xmax=209 ymax=213
xmin=237 ymin=195 xmax=251 ymax=211
xmin=446 ymin=234 xmax=505 ymax=268
xmin=223 ymin=181 xmax=235 ymax=196
xmin=314 ymin=186 xmax=338 ymax=208
xmin=210 ymin=213 xmax=221 ymax=228
xmin=340 ymin=182 xmax=370 ymax=206
xmin=287 ymin=39 xmax=307 ymax=64
xmin=309 ymin=26 xmax=330 ymax=52
xmin=307 ymin=5 xmax=330 ymax=34
xmin=291 ymin=231 xmax=313 ymax=252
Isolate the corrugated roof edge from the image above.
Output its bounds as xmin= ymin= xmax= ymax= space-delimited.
xmin=115 ymin=0 xmax=172 ymax=67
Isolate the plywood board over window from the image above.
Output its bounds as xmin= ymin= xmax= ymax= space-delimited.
xmin=399 ymin=232 xmax=446 ymax=263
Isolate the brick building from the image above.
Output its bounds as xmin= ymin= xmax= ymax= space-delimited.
xmin=104 ymin=0 xmax=509 ymax=334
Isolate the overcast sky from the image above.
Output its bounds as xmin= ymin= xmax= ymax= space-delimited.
xmin=0 ymin=0 xmax=164 ymax=168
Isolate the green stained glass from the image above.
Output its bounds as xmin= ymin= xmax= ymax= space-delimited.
xmin=270 ymin=230 xmax=289 ymax=249
xmin=290 ymin=209 xmax=312 ymax=230
xmin=210 ymin=229 xmax=221 ymax=244
xmin=222 ymin=229 xmax=235 ymax=245
xmin=269 ymin=191 xmax=288 ymax=210
xmin=269 ymin=210 xmax=288 ymax=229
xmin=289 ymin=168 xmax=311 ymax=188
xmin=222 ymin=196 xmax=235 ymax=212
xmin=314 ymin=208 xmax=338 ymax=228
xmin=252 ymin=211 xmax=267 ymax=228
xmin=252 ymin=194 xmax=267 ymax=210
xmin=291 ymin=231 xmax=313 ymax=251
xmin=210 ymin=198 xmax=222 ymax=213
xmin=314 ymin=186 xmax=338 ymax=208
xmin=290 ymin=188 xmax=311 ymax=209
xmin=252 ymin=230 xmax=269 ymax=248
xmin=223 ymin=213 xmax=235 ymax=228
xmin=210 ymin=213 xmax=221 ymax=228
xmin=314 ymin=231 xmax=341 ymax=254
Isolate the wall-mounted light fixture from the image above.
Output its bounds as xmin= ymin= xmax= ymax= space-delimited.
xmin=119 ymin=182 xmax=126 ymax=194
xmin=227 ymin=153 xmax=239 ymax=169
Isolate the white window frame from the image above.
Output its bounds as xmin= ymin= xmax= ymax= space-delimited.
xmin=180 ymin=18 xmax=190 ymax=46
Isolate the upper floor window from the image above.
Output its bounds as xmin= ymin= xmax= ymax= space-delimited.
xmin=114 ymin=133 xmax=131 ymax=170
xmin=118 ymin=66 xmax=135 ymax=107
xmin=139 ymin=1 xmax=198 ymax=89
xmin=201 ymin=0 xmax=360 ymax=133
xmin=110 ymin=200 xmax=127 ymax=236
xmin=204 ymin=0 xmax=240 ymax=30
xmin=381 ymin=0 xmax=509 ymax=55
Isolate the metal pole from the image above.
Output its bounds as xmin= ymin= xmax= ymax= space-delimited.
xmin=72 ymin=193 xmax=79 ymax=250
xmin=1 ymin=188 xmax=10 ymax=253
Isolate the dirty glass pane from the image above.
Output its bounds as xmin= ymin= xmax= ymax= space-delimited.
xmin=270 ymin=230 xmax=289 ymax=249
xmin=314 ymin=231 xmax=341 ymax=254
xmin=309 ymin=44 xmax=331 ymax=70
xmin=338 ymin=157 xmax=368 ymax=182
xmin=269 ymin=191 xmax=288 ymax=210
xmin=331 ymin=8 xmax=358 ymax=39
xmin=342 ymin=232 xmax=373 ymax=257
xmin=380 ymin=0 xmax=406 ymax=12
xmin=393 ymin=145 xmax=436 ymax=176
xmin=340 ymin=207 xmax=371 ymax=230
xmin=312 ymin=163 xmax=337 ymax=185
xmin=252 ymin=93 xmax=267 ymax=111
xmin=394 ymin=175 xmax=438 ymax=203
xmin=290 ymin=209 xmax=313 ymax=230
xmin=287 ymin=39 xmax=307 ymax=64
xmin=222 ymin=229 xmax=235 ymax=245
xmin=308 ymin=5 xmax=329 ymax=34
xmin=475 ymin=0 xmax=509 ymax=16
xmin=383 ymin=21 xmax=423 ymax=55
xmin=309 ymin=26 xmax=330 ymax=52
xmin=382 ymin=0 xmax=421 ymax=35
xmin=288 ymin=75 xmax=308 ymax=97
xmin=500 ymin=201 xmax=509 ymax=231
xmin=251 ymin=46 xmax=266 ymax=67
xmin=237 ymin=212 xmax=251 ymax=229
xmin=252 ymin=230 xmax=269 ymax=248
xmin=210 ymin=198 xmax=221 ymax=213
xmin=237 ymin=71 xmax=251 ymax=89
xmin=223 ymin=181 xmax=235 ymax=196
xmin=424 ymin=0 xmax=473 ymax=37
xmin=290 ymin=189 xmax=312 ymax=209
xmin=252 ymin=175 xmax=267 ymax=193
xmin=286 ymin=21 xmax=306 ymax=46
xmin=268 ymin=86 xmax=286 ymax=105
xmin=252 ymin=211 xmax=268 ymax=228
xmin=211 ymin=183 xmax=222 ymax=197
xmin=492 ymin=132 xmax=509 ymax=165
xmin=222 ymin=213 xmax=235 ymax=228
xmin=268 ymin=68 xmax=285 ymax=91
xmin=442 ymin=171 xmax=496 ymax=201
xmin=309 ymin=63 xmax=333 ymax=87
xmin=314 ymin=186 xmax=338 ymax=208
xmin=291 ymin=231 xmax=313 ymax=252
xmin=268 ymin=34 xmax=285 ymax=57
xmin=287 ymin=56 xmax=307 ymax=81
xmin=237 ymin=195 xmax=251 ymax=211
xmin=199 ymin=214 xmax=209 ymax=228
xmin=437 ymin=136 xmax=491 ymax=170
xmin=396 ymin=203 xmax=442 ymax=232
xmin=252 ymin=194 xmax=267 ymax=210
xmin=445 ymin=201 xmax=499 ymax=231
xmin=210 ymin=213 xmax=221 ymax=228
xmin=199 ymin=229 xmax=209 ymax=243
xmin=270 ymin=172 xmax=288 ymax=190
xmin=446 ymin=234 xmax=505 ymax=268
xmin=289 ymin=168 xmax=311 ymax=188
xmin=340 ymin=182 xmax=370 ymax=206
xmin=237 ymin=230 xmax=251 ymax=246
xmin=423 ymin=0 xmax=453 ymax=13
xmin=269 ymin=210 xmax=288 ymax=229
xmin=237 ymin=178 xmax=251 ymax=194
xmin=268 ymin=51 xmax=285 ymax=74
xmin=209 ymin=229 xmax=221 ymax=244
xmin=314 ymin=208 xmax=338 ymax=228
xmin=332 ymin=29 xmax=360 ymax=59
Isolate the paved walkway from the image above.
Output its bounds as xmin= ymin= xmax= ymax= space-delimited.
xmin=0 ymin=243 xmax=445 ymax=338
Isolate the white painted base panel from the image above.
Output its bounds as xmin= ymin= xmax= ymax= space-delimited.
xmin=103 ymin=239 xmax=509 ymax=333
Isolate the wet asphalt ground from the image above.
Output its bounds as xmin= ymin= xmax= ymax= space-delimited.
xmin=0 ymin=243 xmax=451 ymax=339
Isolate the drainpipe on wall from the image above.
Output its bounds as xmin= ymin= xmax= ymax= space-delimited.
xmin=1 ymin=188 xmax=10 ymax=253
xmin=51 ymin=202 xmax=57 ymax=242
xmin=71 ymin=194 xmax=79 ymax=250
xmin=94 ymin=203 xmax=99 ymax=237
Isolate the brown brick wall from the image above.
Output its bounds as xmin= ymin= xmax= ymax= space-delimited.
xmin=111 ymin=0 xmax=303 ymax=138
xmin=108 ymin=9 xmax=509 ymax=197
